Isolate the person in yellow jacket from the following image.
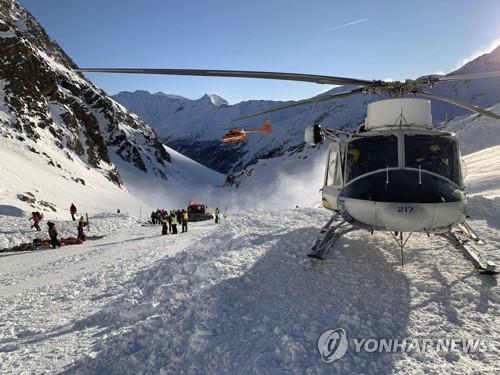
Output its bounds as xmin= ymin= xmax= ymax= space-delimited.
xmin=181 ymin=209 xmax=189 ymax=232
xmin=170 ymin=212 xmax=178 ymax=234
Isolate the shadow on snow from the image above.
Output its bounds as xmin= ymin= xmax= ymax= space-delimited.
xmin=52 ymin=223 xmax=412 ymax=375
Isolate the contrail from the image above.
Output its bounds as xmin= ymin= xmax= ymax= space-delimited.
xmin=319 ymin=18 xmax=368 ymax=34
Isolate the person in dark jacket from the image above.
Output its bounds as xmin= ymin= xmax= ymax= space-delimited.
xmin=168 ymin=211 xmax=173 ymax=233
xmin=215 ymin=208 xmax=220 ymax=224
xmin=30 ymin=211 xmax=43 ymax=231
xmin=77 ymin=216 xmax=87 ymax=241
xmin=161 ymin=214 xmax=169 ymax=235
xmin=70 ymin=203 xmax=77 ymax=221
xmin=47 ymin=221 xmax=60 ymax=248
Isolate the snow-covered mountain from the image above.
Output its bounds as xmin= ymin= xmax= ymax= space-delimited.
xmin=426 ymin=46 xmax=500 ymax=121
xmin=113 ymin=88 xmax=379 ymax=175
xmin=112 ymin=46 xmax=500 ymax=184
xmin=0 ymin=0 xmax=225 ymax=216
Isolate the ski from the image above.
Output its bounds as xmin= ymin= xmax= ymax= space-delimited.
xmin=86 ymin=235 xmax=105 ymax=240
xmin=439 ymin=230 xmax=498 ymax=275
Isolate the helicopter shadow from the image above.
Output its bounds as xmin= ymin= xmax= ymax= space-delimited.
xmin=58 ymin=226 xmax=410 ymax=375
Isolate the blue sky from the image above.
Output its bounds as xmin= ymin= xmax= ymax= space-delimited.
xmin=19 ymin=0 xmax=500 ymax=104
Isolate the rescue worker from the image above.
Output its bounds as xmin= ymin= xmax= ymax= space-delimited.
xmin=70 ymin=203 xmax=77 ymax=221
xmin=170 ymin=212 xmax=178 ymax=234
xmin=424 ymin=144 xmax=449 ymax=177
xmin=30 ymin=211 xmax=43 ymax=231
xmin=181 ymin=209 xmax=188 ymax=232
xmin=347 ymin=147 xmax=364 ymax=179
xmin=47 ymin=221 xmax=60 ymax=248
xmin=168 ymin=210 xmax=173 ymax=233
xmin=161 ymin=214 xmax=169 ymax=235
xmin=215 ymin=207 xmax=220 ymax=224
xmin=77 ymin=216 xmax=87 ymax=241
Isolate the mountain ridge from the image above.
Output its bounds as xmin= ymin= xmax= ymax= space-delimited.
xmin=112 ymin=45 xmax=500 ymax=178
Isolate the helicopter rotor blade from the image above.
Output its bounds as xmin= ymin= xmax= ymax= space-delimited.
xmin=75 ymin=67 xmax=374 ymax=86
xmin=418 ymin=91 xmax=500 ymax=120
xmin=430 ymin=70 xmax=500 ymax=82
xmin=229 ymin=87 xmax=366 ymax=123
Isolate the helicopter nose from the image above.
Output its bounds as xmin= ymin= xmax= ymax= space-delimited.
xmin=380 ymin=203 xmax=429 ymax=232
xmin=340 ymin=169 xmax=466 ymax=232
xmin=342 ymin=198 xmax=465 ymax=232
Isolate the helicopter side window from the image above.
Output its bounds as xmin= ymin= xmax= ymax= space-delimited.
xmin=326 ymin=151 xmax=336 ymax=185
xmin=346 ymin=135 xmax=398 ymax=182
xmin=404 ymin=135 xmax=459 ymax=184
xmin=326 ymin=149 xmax=343 ymax=186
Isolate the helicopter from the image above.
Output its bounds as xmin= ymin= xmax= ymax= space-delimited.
xmin=75 ymin=66 xmax=500 ymax=274
xmin=221 ymin=120 xmax=272 ymax=143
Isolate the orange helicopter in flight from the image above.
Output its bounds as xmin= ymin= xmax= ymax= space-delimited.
xmin=221 ymin=120 xmax=272 ymax=143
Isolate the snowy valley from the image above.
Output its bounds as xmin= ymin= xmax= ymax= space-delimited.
xmin=1 ymin=0 xmax=500 ymax=374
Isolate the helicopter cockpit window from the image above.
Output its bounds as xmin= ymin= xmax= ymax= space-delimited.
xmin=404 ymin=135 xmax=459 ymax=184
xmin=346 ymin=135 xmax=398 ymax=181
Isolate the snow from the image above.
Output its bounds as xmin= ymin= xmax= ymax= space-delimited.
xmin=0 ymin=208 xmax=499 ymax=374
xmin=463 ymin=145 xmax=500 ymax=199
xmin=208 ymin=93 xmax=228 ymax=106
xmin=2 ymin=90 xmax=500 ymax=373
xmin=445 ymin=102 xmax=500 ymax=155
xmin=162 ymin=144 xmax=225 ymax=187
xmin=0 ymin=100 xmax=500 ymax=373
xmin=0 ymin=135 xmax=144 ymax=219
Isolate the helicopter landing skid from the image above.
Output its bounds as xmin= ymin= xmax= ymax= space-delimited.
xmin=307 ymin=217 xmax=358 ymax=260
xmin=438 ymin=226 xmax=498 ymax=275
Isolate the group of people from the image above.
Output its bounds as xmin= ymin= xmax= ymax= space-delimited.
xmin=151 ymin=209 xmax=189 ymax=235
xmin=29 ymin=202 xmax=221 ymax=250
xmin=29 ymin=203 xmax=88 ymax=248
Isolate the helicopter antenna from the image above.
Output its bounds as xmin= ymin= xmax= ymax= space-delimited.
xmin=389 ymin=106 xmax=410 ymax=129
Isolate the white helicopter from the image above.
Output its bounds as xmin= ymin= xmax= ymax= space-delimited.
xmin=76 ymin=67 xmax=500 ymax=273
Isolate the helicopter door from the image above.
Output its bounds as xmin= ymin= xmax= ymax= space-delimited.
xmin=322 ymin=143 xmax=344 ymax=211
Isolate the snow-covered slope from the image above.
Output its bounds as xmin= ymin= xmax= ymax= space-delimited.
xmin=429 ymin=45 xmax=500 ymax=121
xmin=0 ymin=136 xmax=143 ymax=219
xmin=0 ymin=0 xmax=226 ymax=216
xmin=443 ymin=101 xmax=500 ymax=200
xmin=0 ymin=132 xmax=226 ymax=219
xmin=1 ymin=206 xmax=499 ymax=374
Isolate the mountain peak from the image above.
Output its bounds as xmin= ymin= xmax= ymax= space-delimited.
xmin=208 ymin=94 xmax=228 ymax=106
xmin=451 ymin=43 xmax=500 ymax=75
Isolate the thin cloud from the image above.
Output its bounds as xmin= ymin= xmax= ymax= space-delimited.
xmin=319 ymin=18 xmax=368 ymax=34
